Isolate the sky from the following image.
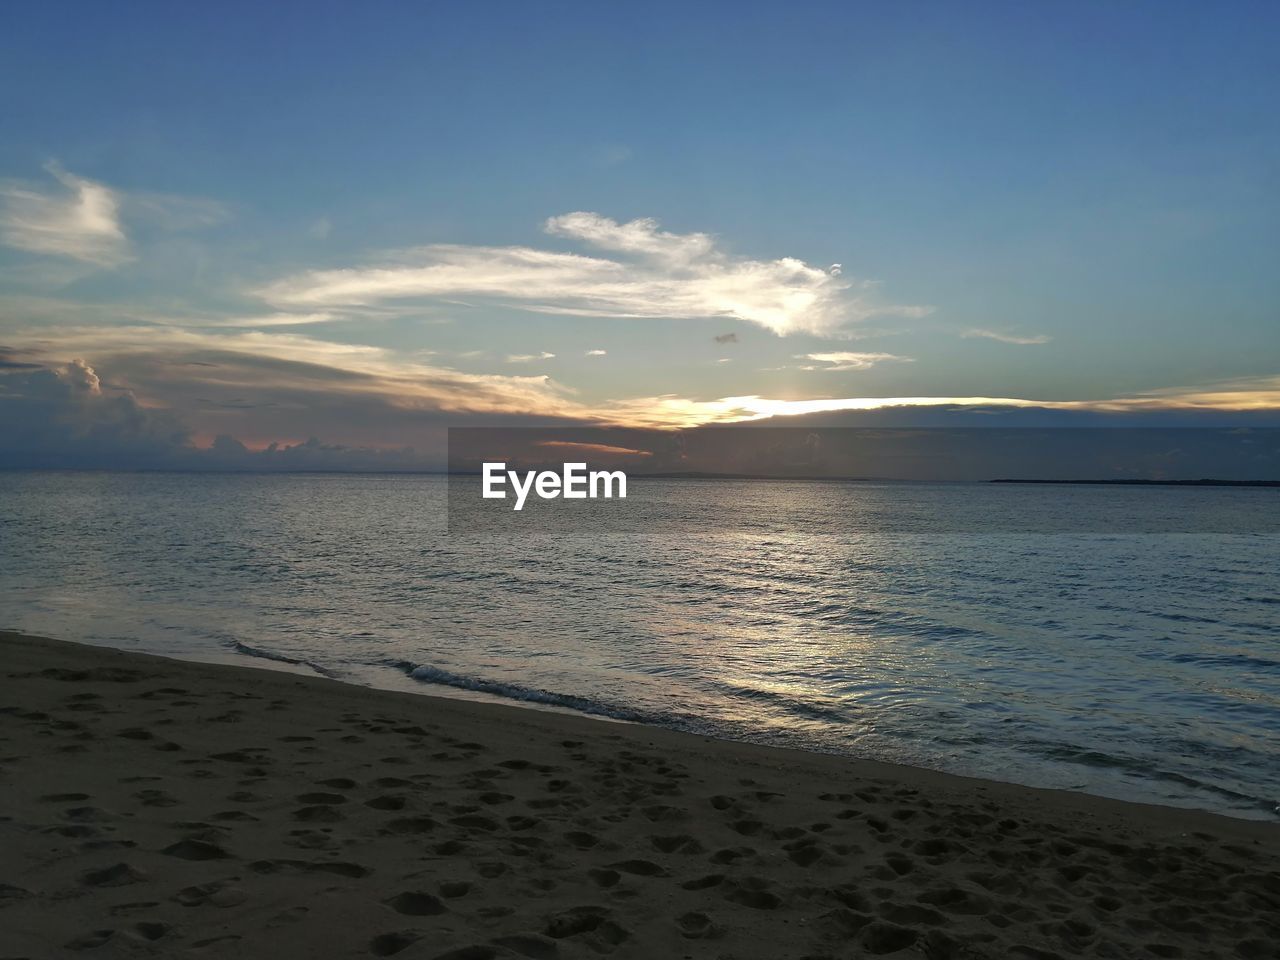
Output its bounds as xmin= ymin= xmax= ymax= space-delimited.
xmin=1 ymin=1 xmax=1278 ymax=469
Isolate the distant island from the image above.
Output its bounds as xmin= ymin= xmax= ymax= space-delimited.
xmin=991 ymin=478 xmax=1280 ymax=487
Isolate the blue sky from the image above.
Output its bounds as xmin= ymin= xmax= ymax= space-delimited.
xmin=1 ymin=1 xmax=1278 ymax=464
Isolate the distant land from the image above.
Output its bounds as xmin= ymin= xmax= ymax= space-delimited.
xmin=451 ymin=471 xmax=1280 ymax=485
xmin=991 ymin=478 xmax=1280 ymax=487
xmin=630 ymin=471 xmax=884 ymax=482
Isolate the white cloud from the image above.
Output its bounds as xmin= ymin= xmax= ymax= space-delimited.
xmin=962 ymin=328 xmax=1051 ymax=345
xmin=258 ymin=213 xmax=929 ymax=337
xmin=211 ymin=312 xmax=339 ymax=328
xmin=0 ymin=164 xmax=229 ymax=270
xmin=507 ymin=351 xmax=556 ymax=363
xmin=585 ymin=349 xmax=607 ymax=356
xmin=6 ymin=321 xmax=1278 ymax=436
xmin=544 ymin=211 xmax=715 ymax=263
xmin=4 ymin=326 xmax=576 ymax=419
xmin=795 ymin=351 xmax=913 ymax=371
xmin=0 ymin=164 xmax=129 ymax=266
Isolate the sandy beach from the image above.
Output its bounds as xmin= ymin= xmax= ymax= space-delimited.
xmin=1 ymin=631 xmax=1275 ymax=959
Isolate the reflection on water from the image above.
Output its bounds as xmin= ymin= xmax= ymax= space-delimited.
xmin=1 ymin=471 xmax=1277 ymax=818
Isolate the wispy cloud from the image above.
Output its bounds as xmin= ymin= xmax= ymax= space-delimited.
xmin=3 ymin=327 xmax=577 ymax=420
xmin=536 ymin=440 xmax=651 ymax=457
xmin=209 ymin=312 xmax=339 ymax=328
xmin=795 ymin=351 xmax=913 ymax=371
xmin=593 ymin=374 xmax=1280 ymax=428
xmin=258 ymin=213 xmax=929 ymax=337
xmin=507 ymin=351 xmax=556 ymax=363
xmin=962 ymin=328 xmax=1052 ymax=345
xmin=0 ymin=164 xmax=230 ymax=271
xmin=585 ymin=349 xmax=607 ymax=356
xmin=0 ymin=164 xmax=129 ymax=266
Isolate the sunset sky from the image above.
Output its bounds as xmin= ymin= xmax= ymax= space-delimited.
xmin=2 ymin=1 xmax=1278 ymax=467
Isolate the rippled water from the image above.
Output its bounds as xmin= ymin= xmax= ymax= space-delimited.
xmin=1 ymin=471 xmax=1277 ymax=818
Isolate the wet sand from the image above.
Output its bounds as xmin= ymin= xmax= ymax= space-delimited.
xmin=1 ymin=630 xmax=1276 ymax=958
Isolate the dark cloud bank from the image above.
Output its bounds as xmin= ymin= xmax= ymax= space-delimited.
xmin=3 ymin=357 xmax=1280 ymax=478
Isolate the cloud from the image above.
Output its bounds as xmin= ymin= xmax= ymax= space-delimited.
xmin=544 ymin=211 xmax=715 ymax=263
xmin=795 ymin=351 xmax=914 ymax=371
xmin=591 ymin=374 xmax=1280 ymax=428
xmin=0 ymin=164 xmax=230 ymax=272
xmin=211 ymin=312 xmax=340 ymax=328
xmin=507 ymin=351 xmax=556 ymax=363
xmin=962 ymin=328 xmax=1052 ymax=345
xmin=3 ymin=335 xmax=1278 ymax=469
xmin=713 ymin=332 xmax=738 ymax=344
xmin=0 ymin=164 xmax=129 ymax=266
xmin=0 ymin=356 xmax=447 ymax=470
xmin=585 ymin=349 xmax=607 ymax=356
xmin=3 ymin=327 xmax=580 ymax=423
xmin=535 ymin=440 xmax=652 ymax=457
xmin=0 ymin=358 xmax=191 ymax=466
xmin=258 ymin=213 xmax=929 ymax=337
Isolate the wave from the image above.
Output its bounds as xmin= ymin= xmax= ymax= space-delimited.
xmin=387 ymin=660 xmax=678 ymax=727
xmin=1036 ymin=742 xmax=1276 ymax=815
xmin=230 ymin=641 xmax=340 ymax=679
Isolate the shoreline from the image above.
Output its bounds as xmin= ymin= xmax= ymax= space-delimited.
xmin=36 ymin=630 xmax=1279 ymax=823
xmin=2 ymin=630 xmax=1276 ymax=958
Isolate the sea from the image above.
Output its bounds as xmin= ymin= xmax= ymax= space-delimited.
xmin=1 ymin=470 xmax=1277 ymax=819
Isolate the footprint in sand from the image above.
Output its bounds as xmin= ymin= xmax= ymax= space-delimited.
xmin=723 ymin=881 xmax=782 ymax=910
xmin=41 ymin=791 xmax=91 ymax=802
xmin=381 ymin=816 xmax=438 ymax=835
xmin=564 ymin=830 xmax=598 ymax=849
xmin=296 ymin=791 xmax=348 ymax=804
xmin=293 ymin=805 xmax=344 ymax=823
xmin=249 ymin=857 xmax=369 ymax=877
xmin=491 ymin=933 xmax=558 ymax=959
xmin=81 ymin=863 xmax=146 ymax=887
xmin=784 ymin=838 xmax=825 ymax=867
xmin=588 ymin=868 xmax=620 ymax=888
xmin=211 ymin=809 xmax=258 ymax=822
xmin=450 ymin=814 xmax=500 ymax=832
xmin=858 ymin=920 xmax=918 ymax=955
xmin=175 ymin=880 xmax=247 ymax=907
xmin=680 ymin=873 xmax=725 ymax=890
xmin=651 ymin=834 xmax=703 ymax=855
xmin=162 ymin=839 xmax=230 ymax=860
xmin=370 ymin=930 xmax=424 ymax=956
xmin=385 ymin=891 xmax=447 ymax=916
xmin=709 ymin=846 xmax=753 ymax=865
xmin=543 ymin=905 xmax=616 ymax=939
xmin=677 ymin=911 xmax=718 ymax=939
xmin=607 ymin=859 xmax=666 ymax=877
xmin=134 ymin=789 xmax=179 ymax=807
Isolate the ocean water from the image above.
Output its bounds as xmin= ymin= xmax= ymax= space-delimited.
xmin=1 ymin=471 xmax=1277 ymax=819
